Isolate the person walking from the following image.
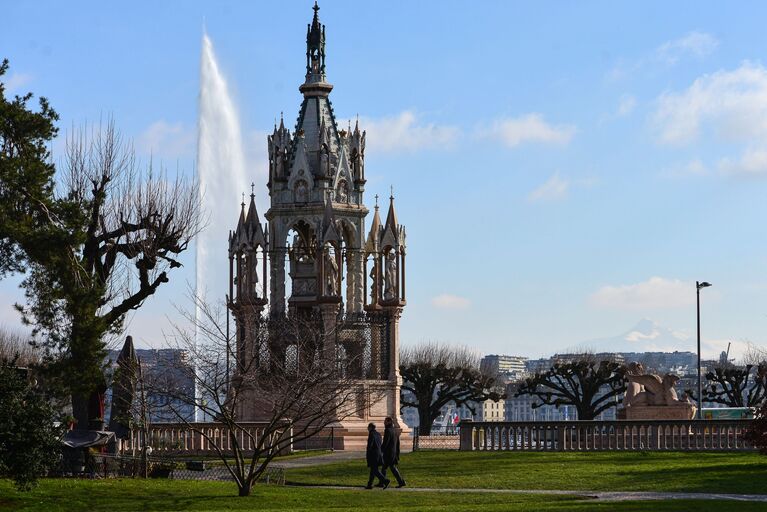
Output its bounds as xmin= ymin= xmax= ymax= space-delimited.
xmin=381 ymin=416 xmax=406 ymax=488
xmin=365 ymin=423 xmax=390 ymax=489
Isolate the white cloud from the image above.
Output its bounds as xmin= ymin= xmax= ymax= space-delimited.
xmin=608 ymin=32 xmax=718 ymax=82
xmin=656 ymin=31 xmax=719 ymax=65
xmin=136 ymin=120 xmax=196 ymax=161
xmin=527 ymin=172 xmax=569 ymax=202
xmin=356 ymin=111 xmax=459 ymax=154
xmin=617 ymin=95 xmax=637 ymax=117
xmin=590 ymin=277 xmax=696 ymax=311
xmin=662 ymin=158 xmax=709 ymax=178
xmin=482 ymin=114 xmax=576 ymax=148
xmin=653 ymin=62 xmax=767 ymax=145
xmin=718 ymin=148 xmax=767 ymax=177
xmin=2 ymin=72 xmax=33 ymax=94
xmin=431 ymin=294 xmax=471 ymax=310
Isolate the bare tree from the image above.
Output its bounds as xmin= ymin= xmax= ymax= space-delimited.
xmin=0 ymin=325 xmax=39 ymax=367
xmin=705 ymin=364 xmax=767 ymax=408
xmin=515 ymin=356 xmax=626 ymax=420
xmin=400 ymin=342 xmax=505 ymax=435
xmin=15 ymin=120 xmax=202 ymax=427
xmin=150 ymin=295 xmax=371 ymax=497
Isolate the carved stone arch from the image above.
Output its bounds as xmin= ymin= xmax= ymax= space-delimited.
xmin=287 ymin=217 xmax=318 ymax=249
xmin=337 ymin=218 xmax=359 ymax=249
xmin=288 ymin=165 xmax=315 ymax=194
xmin=332 ymin=146 xmax=353 ymax=193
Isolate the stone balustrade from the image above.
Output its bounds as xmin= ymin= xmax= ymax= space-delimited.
xmin=118 ymin=422 xmax=292 ymax=457
xmin=459 ymin=420 xmax=754 ymax=452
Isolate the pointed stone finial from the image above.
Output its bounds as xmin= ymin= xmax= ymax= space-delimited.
xmin=241 ymin=192 xmax=245 ymax=207
xmin=390 ymin=185 xmax=394 ymax=200
xmin=251 ymin=182 xmax=255 ymax=198
xmin=374 ymin=194 xmax=379 ymax=209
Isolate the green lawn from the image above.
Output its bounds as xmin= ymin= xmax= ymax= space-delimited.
xmin=2 ymin=451 xmax=767 ymax=511
xmin=1 ymin=479 xmax=766 ymax=512
xmin=287 ymin=450 xmax=767 ymax=495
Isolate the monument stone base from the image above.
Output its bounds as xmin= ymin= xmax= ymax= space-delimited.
xmin=621 ymin=403 xmax=697 ymax=420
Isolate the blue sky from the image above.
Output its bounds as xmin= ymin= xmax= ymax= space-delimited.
xmin=3 ymin=1 xmax=767 ymax=359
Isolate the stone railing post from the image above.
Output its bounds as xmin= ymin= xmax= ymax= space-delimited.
xmin=459 ymin=421 xmax=473 ymax=451
xmin=557 ymin=424 xmax=566 ymax=451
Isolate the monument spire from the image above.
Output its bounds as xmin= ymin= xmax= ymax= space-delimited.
xmin=305 ymin=1 xmax=327 ymax=84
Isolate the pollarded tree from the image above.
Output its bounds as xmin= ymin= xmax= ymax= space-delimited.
xmin=14 ymin=122 xmax=202 ymax=428
xmin=746 ymin=401 xmax=767 ymax=454
xmin=400 ymin=342 xmax=505 ymax=435
xmin=2 ymin=63 xmax=201 ymax=426
xmin=515 ymin=358 xmax=626 ymax=420
xmin=705 ymin=363 xmax=767 ymax=408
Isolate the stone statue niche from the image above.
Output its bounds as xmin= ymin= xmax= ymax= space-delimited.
xmin=619 ymin=362 xmax=697 ymax=420
xmin=288 ymin=227 xmax=317 ymax=301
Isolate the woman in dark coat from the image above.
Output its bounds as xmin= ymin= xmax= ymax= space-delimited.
xmin=381 ymin=416 xmax=406 ymax=487
xmin=365 ymin=423 xmax=390 ymax=489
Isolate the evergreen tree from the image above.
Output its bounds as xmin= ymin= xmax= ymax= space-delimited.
xmin=0 ymin=58 xmax=60 ymax=277
xmin=0 ymin=363 xmax=63 ymax=490
xmin=1 ymin=60 xmax=201 ymax=426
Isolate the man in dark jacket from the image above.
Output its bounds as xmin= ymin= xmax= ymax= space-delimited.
xmin=365 ymin=423 xmax=390 ymax=489
xmin=381 ymin=416 xmax=406 ymax=487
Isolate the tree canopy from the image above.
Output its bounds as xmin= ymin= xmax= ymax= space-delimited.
xmin=1 ymin=60 xmax=202 ymax=426
xmin=0 ymin=58 xmax=60 ymax=277
xmin=400 ymin=342 xmax=505 ymax=435
xmin=515 ymin=358 xmax=626 ymax=420
xmin=705 ymin=364 xmax=767 ymax=408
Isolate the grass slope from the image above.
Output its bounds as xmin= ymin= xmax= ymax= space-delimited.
xmin=1 ymin=479 xmax=766 ymax=512
xmin=287 ymin=451 xmax=767 ymax=494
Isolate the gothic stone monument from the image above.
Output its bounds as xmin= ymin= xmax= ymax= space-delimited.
xmin=227 ymin=3 xmax=408 ymax=449
xmin=618 ymin=362 xmax=697 ymax=420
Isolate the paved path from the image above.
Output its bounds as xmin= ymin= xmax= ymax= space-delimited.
xmin=289 ymin=485 xmax=767 ymax=503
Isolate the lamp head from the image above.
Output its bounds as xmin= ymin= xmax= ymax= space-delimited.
xmin=697 ymin=281 xmax=712 ymax=289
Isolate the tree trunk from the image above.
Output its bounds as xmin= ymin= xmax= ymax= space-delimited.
xmin=577 ymin=406 xmax=595 ymax=421
xmin=238 ymin=484 xmax=252 ymax=497
xmin=417 ymin=404 xmax=434 ymax=435
xmin=71 ymin=392 xmax=90 ymax=430
xmin=68 ymin=315 xmax=108 ymax=430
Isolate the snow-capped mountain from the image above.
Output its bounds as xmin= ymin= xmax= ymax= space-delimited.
xmin=580 ymin=318 xmax=695 ymax=354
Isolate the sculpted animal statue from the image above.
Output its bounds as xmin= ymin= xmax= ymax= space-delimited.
xmin=626 ymin=372 xmax=682 ymax=407
xmin=624 ymin=362 xmax=645 ymax=407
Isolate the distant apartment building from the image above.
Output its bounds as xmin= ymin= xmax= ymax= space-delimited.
xmin=552 ymin=352 xmax=625 ymax=365
xmin=106 ymin=348 xmax=196 ymax=423
xmin=620 ymin=351 xmax=697 ymax=373
xmin=505 ymin=382 xmax=574 ymax=421
xmin=477 ymin=398 xmax=505 ymax=421
xmin=481 ymin=354 xmax=528 ymax=377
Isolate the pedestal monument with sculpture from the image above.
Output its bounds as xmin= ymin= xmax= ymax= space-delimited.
xmin=618 ymin=362 xmax=697 ymax=420
xmin=226 ymin=3 xmax=408 ymax=449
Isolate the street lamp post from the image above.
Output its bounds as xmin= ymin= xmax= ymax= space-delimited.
xmin=696 ymin=281 xmax=712 ymax=419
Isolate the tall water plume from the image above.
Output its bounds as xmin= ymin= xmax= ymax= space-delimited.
xmin=195 ymin=33 xmax=248 ymax=420
xmin=196 ymin=32 xmax=248 ymax=309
